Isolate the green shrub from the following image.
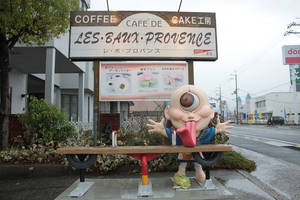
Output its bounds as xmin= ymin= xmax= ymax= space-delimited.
xmin=215 ymin=151 xmax=256 ymax=171
xmin=0 ymin=132 xmax=92 ymax=165
xmin=118 ymin=130 xmax=169 ymax=146
xmin=94 ymin=154 xmax=126 ymax=174
xmin=2 ymin=113 xmax=256 ymax=174
xmin=19 ymin=97 xmax=76 ymax=144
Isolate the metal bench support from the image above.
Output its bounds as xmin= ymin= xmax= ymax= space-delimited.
xmin=203 ymin=167 xmax=217 ymax=190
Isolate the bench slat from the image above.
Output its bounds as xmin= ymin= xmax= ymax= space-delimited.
xmin=56 ymin=145 xmax=232 ymax=155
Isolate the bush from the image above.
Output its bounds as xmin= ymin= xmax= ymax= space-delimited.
xmin=0 ymin=143 xmax=64 ymax=164
xmin=19 ymin=97 xmax=76 ymax=145
xmin=2 ymin=114 xmax=256 ymax=174
xmin=215 ymin=151 xmax=256 ymax=171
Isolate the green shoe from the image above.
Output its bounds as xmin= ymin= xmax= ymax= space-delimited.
xmin=172 ymin=173 xmax=191 ymax=189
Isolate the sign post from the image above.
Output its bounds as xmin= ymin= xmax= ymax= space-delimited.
xmin=282 ymin=45 xmax=300 ymax=92
xmin=188 ymin=61 xmax=194 ymax=85
xmin=69 ymin=11 xmax=218 ymax=144
xmin=93 ymin=61 xmax=100 ymax=144
xmin=69 ymin=11 xmax=217 ymax=61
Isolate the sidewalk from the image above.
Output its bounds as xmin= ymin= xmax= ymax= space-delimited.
xmin=233 ymin=146 xmax=300 ymax=200
xmin=1 ymin=146 xmax=299 ymax=200
xmin=54 ymin=145 xmax=300 ymax=200
xmin=54 ymin=169 xmax=276 ymax=200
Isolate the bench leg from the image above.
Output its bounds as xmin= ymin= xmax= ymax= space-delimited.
xmin=138 ymin=155 xmax=153 ymax=197
xmin=79 ymin=169 xmax=85 ymax=182
xmin=65 ymin=154 xmax=96 ymax=197
xmin=128 ymin=154 xmax=160 ymax=197
xmin=77 ymin=155 xmax=87 ymax=182
xmin=202 ymin=167 xmax=217 ymax=190
xmin=205 ymin=167 xmax=210 ymax=180
xmin=68 ymin=167 xmax=94 ymax=197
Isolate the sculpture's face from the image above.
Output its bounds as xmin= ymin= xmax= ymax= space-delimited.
xmin=165 ymin=85 xmax=214 ymax=131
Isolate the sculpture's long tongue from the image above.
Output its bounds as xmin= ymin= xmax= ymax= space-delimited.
xmin=176 ymin=121 xmax=196 ymax=147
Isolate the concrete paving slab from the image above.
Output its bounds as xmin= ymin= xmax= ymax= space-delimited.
xmin=212 ymin=170 xmax=275 ymax=200
xmin=55 ymin=176 xmax=235 ymax=200
xmin=233 ymin=146 xmax=300 ymax=200
xmin=225 ymin=178 xmax=274 ymax=200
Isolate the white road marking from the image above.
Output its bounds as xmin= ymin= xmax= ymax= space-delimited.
xmin=230 ymin=133 xmax=300 ymax=147
xmin=233 ymin=126 xmax=300 ymax=136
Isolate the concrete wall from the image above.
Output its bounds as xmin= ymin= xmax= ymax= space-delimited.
xmin=59 ymin=74 xmax=79 ymax=89
xmin=83 ymin=94 xmax=93 ymax=123
xmin=55 ymin=87 xmax=61 ymax=109
xmin=58 ymin=66 xmax=93 ymax=92
xmin=266 ymin=93 xmax=300 ymax=123
xmin=9 ymin=70 xmax=27 ymax=114
xmin=53 ymin=32 xmax=85 ymax=72
xmin=31 ymin=74 xmax=62 ymax=88
xmin=84 ymin=62 xmax=94 ymax=91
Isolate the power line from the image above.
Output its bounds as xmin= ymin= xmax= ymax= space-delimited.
xmin=177 ymin=0 xmax=183 ymax=12
xmin=251 ymin=82 xmax=290 ymax=96
xmin=285 ymin=20 xmax=300 ymax=36
xmin=106 ymin=0 xmax=109 ymax=11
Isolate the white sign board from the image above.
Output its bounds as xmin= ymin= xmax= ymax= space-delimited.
xmin=69 ymin=11 xmax=217 ymax=61
xmin=99 ymin=62 xmax=188 ymax=101
xmin=282 ymin=45 xmax=300 ymax=65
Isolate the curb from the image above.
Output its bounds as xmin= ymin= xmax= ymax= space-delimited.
xmin=236 ymin=169 xmax=289 ymax=200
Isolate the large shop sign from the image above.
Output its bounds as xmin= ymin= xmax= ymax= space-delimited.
xmin=282 ymin=45 xmax=300 ymax=65
xmin=69 ymin=11 xmax=217 ymax=61
xmin=99 ymin=62 xmax=188 ymax=101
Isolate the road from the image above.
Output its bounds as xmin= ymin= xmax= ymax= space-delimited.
xmin=229 ymin=125 xmax=300 ymax=166
xmin=0 ymin=175 xmax=78 ymax=200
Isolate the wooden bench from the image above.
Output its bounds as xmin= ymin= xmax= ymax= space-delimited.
xmin=57 ymin=145 xmax=231 ymax=178
xmin=57 ymin=144 xmax=232 ymax=196
xmin=57 ymin=144 xmax=232 ymax=155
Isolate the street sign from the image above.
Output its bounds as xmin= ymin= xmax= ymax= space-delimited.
xmin=282 ymin=45 xmax=300 ymax=64
xmin=69 ymin=11 xmax=217 ymax=61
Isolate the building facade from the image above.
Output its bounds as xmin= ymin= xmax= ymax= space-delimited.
xmin=241 ymin=92 xmax=300 ymax=124
xmin=8 ymin=1 xmax=132 ymax=132
xmin=9 ymin=1 xmax=92 ymax=127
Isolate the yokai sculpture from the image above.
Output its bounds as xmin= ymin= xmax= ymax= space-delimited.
xmin=147 ymin=85 xmax=233 ymax=188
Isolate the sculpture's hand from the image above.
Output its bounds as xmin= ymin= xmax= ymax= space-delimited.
xmin=215 ymin=119 xmax=233 ymax=134
xmin=147 ymin=118 xmax=167 ymax=137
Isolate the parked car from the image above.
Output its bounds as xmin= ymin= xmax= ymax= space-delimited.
xmin=267 ymin=116 xmax=285 ymax=125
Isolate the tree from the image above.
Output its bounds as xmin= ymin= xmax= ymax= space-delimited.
xmin=0 ymin=0 xmax=79 ymax=150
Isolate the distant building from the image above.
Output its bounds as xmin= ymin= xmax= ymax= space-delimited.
xmin=241 ymin=92 xmax=300 ymax=124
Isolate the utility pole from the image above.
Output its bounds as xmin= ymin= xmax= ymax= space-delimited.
xmin=284 ymin=20 xmax=300 ymax=36
xmin=234 ymin=72 xmax=239 ymax=124
xmin=218 ymin=86 xmax=222 ymax=119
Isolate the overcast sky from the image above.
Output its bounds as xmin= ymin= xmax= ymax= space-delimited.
xmin=89 ymin=0 xmax=300 ymax=108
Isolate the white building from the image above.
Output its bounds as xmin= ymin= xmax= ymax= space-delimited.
xmin=8 ymin=0 xmax=131 ymax=133
xmin=9 ymin=1 xmax=92 ymax=126
xmin=243 ymin=92 xmax=300 ymax=124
